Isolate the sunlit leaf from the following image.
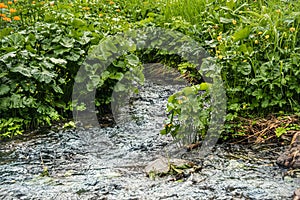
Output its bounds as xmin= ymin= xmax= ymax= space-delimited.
xmin=8 ymin=33 xmax=25 ymax=48
xmin=66 ymin=52 xmax=80 ymax=61
xmin=0 ymin=85 xmax=10 ymax=95
xmin=109 ymin=72 xmax=124 ymax=80
xmin=0 ymin=72 xmax=8 ymax=79
xmin=89 ymin=75 xmax=100 ymax=88
xmin=49 ymin=58 xmax=67 ymax=65
xmin=220 ymin=17 xmax=233 ymax=24
xmin=239 ymin=63 xmax=252 ymax=75
xmin=60 ymin=37 xmax=75 ymax=48
xmin=11 ymin=64 xmax=32 ymax=77
xmin=0 ymin=28 xmax=13 ymax=40
xmin=126 ymin=54 xmax=140 ymax=66
xmin=232 ymin=27 xmax=251 ymax=42
xmin=182 ymin=87 xmax=194 ymax=96
xmin=32 ymin=68 xmax=56 ymax=83
xmin=72 ymin=18 xmax=86 ymax=28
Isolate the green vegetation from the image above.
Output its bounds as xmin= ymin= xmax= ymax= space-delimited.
xmin=160 ymin=83 xmax=212 ymax=144
xmin=164 ymin=0 xmax=300 ymax=116
xmin=161 ymin=0 xmax=300 ymax=143
xmin=0 ymin=0 xmax=161 ymax=138
xmin=0 ymin=0 xmax=299 ymax=143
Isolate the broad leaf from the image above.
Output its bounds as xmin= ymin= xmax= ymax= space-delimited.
xmin=11 ymin=64 xmax=32 ymax=77
xmin=109 ymin=72 xmax=124 ymax=80
xmin=0 ymin=84 xmax=10 ymax=95
xmin=0 ymin=28 xmax=13 ymax=40
xmin=32 ymin=68 xmax=56 ymax=83
xmin=232 ymin=27 xmax=251 ymax=42
xmin=8 ymin=33 xmax=25 ymax=48
xmin=49 ymin=58 xmax=67 ymax=65
xmin=126 ymin=54 xmax=140 ymax=67
xmin=60 ymin=37 xmax=75 ymax=48
xmin=72 ymin=18 xmax=86 ymax=27
xmin=66 ymin=52 xmax=80 ymax=61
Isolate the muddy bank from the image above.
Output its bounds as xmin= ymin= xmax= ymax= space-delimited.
xmin=0 ymin=80 xmax=299 ymax=199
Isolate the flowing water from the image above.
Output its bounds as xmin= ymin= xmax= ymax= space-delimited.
xmin=0 ymin=80 xmax=299 ymax=199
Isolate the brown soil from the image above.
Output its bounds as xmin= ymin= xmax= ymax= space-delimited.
xmin=230 ymin=115 xmax=300 ymax=145
xmin=226 ymin=115 xmax=300 ymax=169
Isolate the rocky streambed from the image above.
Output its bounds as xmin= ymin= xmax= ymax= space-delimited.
xmin=0 ymin=80 xmax=299 ymax=199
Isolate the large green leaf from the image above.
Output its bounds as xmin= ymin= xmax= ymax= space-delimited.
xmin=114 ymin=83 xmax=126 ymax=92
xmin=52 ymin=35 xmax=62 ymax=43
xmin=72 ymin=18 xmax=86 ymax=28
xmin=78 ymin=31 xmax=92 ymax=45
xmin=26 ymin=45 xmax=37 ymax=54
xmin=239 ymin=63 xmax=252 ymax=75
xmin=182 ymin=87 xmax=194 ymax=96
xmin=8 ymin=33 xmax=25 ymax=48
xmin=232 ymin=27 xmax=251 ymax=42
xmin=109 ymin=72 xmax=124 ymax=80
xmin=11 ymin=63 xmax=32 ymax=77
xmin=22 ymin=96 xmax=36 ymax=107
xmin=53 ymin=46 xmax=69 ymax=55
xmin=49 ymin=57 xmax=67 ymax=65
xmin=0 ymin=72 xmax=8 ymax=79
xmin=26 ymin=33 xmax=36 ymax=47
xmin=1 ymin=52 xmax=16 ymax=60
xmin=225 ymin=0 xmax=235 ymax=9
xmin=0 ymin=28 xmax=13 ymax=40
xmin=52 ymin=84 xmax=63 ymax=94
xmin=10 ymin=94 xmax=24 ymax=108
xmin=0 ymin=97 xmax=10 ymax=110
xmin=66 ymin=52 xmax=80 ymax=61
xmin=60 ymin=37 xmax=75 ymax=48
xmin=126 ymin=54 xmax=140 ymax=67
xmin=42 ymin=60 xmax=54 ymax=69
xmin=32 ymin=68 xmax=56 ymax=83
xmin=103 ymin=39 xmax=118 ymax=53
xmin=0 ymin=85 xmax=10 ymax=95
xmin=89 ymin=75 xmax=101 ymax=88
xmin=197 ymin=82 xmax=211 ymax=91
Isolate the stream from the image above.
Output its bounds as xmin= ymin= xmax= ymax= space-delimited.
xmin=0 ymin=78 xmax=299 ymax=199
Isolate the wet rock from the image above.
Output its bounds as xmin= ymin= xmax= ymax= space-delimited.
xmin=277 ymin=132 xmax=300 ymax=168
xmin=144 ymin=156 xmax=197 ymax=176
xmin=145 ymin=157 xmax=170 ymax=175
xmin=294 ymin=188 xmax=300 ymax=200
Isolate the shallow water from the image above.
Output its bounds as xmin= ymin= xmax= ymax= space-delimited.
xmin=0 ymin=80 xmax=299 ymax=199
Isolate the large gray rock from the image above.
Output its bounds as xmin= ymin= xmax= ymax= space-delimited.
xmin=277 ymin=132 xmax=300 ymax=168
xmin=144 ymin=156 xmax=196 ymax=176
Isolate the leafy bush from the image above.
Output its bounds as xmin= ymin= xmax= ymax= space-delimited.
xmin=0 ymin=22 xmax=93 ymax=137
xmin=161 ymin=0 xmax=300 ymax=141
xmin=160 ymin=83 xmax=211 ymax=144
xmin=0 ymin=0 xmax=163 ymax=138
